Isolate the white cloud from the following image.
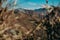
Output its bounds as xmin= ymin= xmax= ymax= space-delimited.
xmin=28 ymin=2 xmax=37 ymax=6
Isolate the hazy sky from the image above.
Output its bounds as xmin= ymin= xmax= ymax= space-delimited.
xmin=2 ymin=0 xmax=60 ymax=10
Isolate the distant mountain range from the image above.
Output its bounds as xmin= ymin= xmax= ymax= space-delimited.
xmin=34 ymin=8 xmax=47 ymax=15
xmin=14 ymin=8 xmax=47 ymax=15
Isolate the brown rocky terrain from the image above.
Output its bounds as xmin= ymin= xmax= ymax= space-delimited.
xmin=0 ymin=6 xmax=60 ymax=40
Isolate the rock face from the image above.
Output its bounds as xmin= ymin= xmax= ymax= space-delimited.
xmin=0 ymin=7 xmax=60 ymax=40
